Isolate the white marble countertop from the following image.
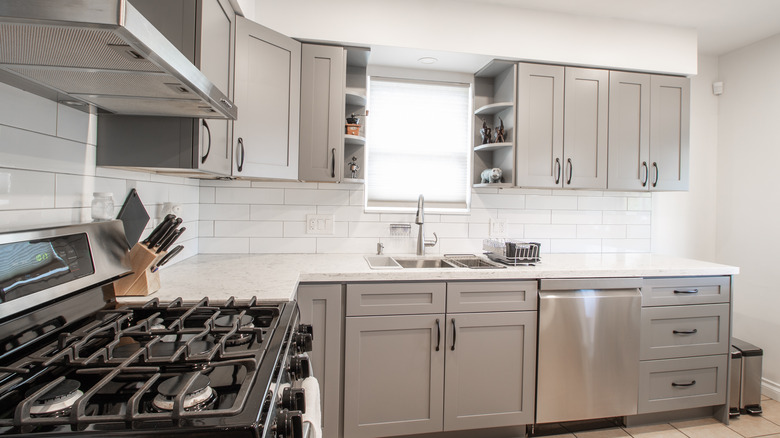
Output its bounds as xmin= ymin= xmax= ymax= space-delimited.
xmin=114 ymin=253 xmax=739 ymax=305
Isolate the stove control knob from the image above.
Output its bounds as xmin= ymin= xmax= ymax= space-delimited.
xmin=288 ymin=355 xmax=311 ymax=380
xmin=293 ymin=332 xmax=313 ymax=353
xmin=298 ymin=324 xmax=314 ymax=340
xmin=281 ymin=387 xmax=306 ymax=413
xmin=275 ymin=409 xmax=303 ymax=438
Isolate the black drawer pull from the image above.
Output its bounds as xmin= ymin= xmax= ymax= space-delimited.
xmin=672 ymin=380 xmax=696 ymax=387
xmin=673 ymin=289 xmax=699 ymax=294
xmin=673 ymin=329 xmax=698 ymax=335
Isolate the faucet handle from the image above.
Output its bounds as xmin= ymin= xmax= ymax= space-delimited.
xmin=424 ymin=232 xmax=438 ymax=248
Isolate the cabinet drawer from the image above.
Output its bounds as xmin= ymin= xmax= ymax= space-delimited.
xmin=642 ymin=277 xmax=730 ymax=306
xmin=346 ymin=282 xmax=446 ymax=316
xmin=640 ymin=304 xmax=729 ymax=360
xmin=638 ymin=355 xmax=727 ymax=414
xmin=446 ymin=281 xmax=537 ymax=313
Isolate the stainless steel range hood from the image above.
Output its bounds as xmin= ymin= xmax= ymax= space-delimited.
xmin=0 ymin=0 xmax=237 ymax=119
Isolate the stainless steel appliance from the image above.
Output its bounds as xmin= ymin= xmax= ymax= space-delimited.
xmin=0 ymin=221 xmax=313 ymax=437
xmin=536 ymin=278 xmax=642 ymax=424
xmin=0 ymin=0 xmax=236 ymax=119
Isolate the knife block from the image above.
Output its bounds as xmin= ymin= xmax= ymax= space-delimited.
xmin=112 ymin=243 xmax=164 ymax=296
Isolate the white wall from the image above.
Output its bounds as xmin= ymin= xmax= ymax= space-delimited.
xmin=716 ymin=33 xmax=780 ymax=398
xmin=254 ymin=0 xmax=697 ymax=75
xmin=651 ymin=54 xmax=719 ymax=261
xmin=0 ymin=83 xmax=200 ymax=264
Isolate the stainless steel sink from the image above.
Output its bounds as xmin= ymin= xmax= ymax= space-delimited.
xmin=393 ymin=258 xmax=457 ymax=269
xmin=364 ymin=255 xmax=505 ymax=269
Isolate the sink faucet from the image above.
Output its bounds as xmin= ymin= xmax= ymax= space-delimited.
xmin=415 ymin=194 xmax=438 ymax=255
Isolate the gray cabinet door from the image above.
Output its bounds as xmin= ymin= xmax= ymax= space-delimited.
xmin=515 ymin=63 xmax=564 ymax=188
xmin=197 ymin=0 xmax=234 ymax=176
xmin=233 ymin=17 xmax=300 ymax=179
xmin=563 ymin=67 xmax=609 ymax=189
xmin=443 ymin=312 xmax=536 ymax=430
xmin=607 ymin=71 xmax=651 ymax=191
xmin=650 ymin=75 xmax=690 ymax=191
xmin=299 ymin=44 xmax=346 ymax=182
xmin=344 ymin=314 xmax=445 ymax=438
xmin=297 ymin=284 xmax=344 ymax=438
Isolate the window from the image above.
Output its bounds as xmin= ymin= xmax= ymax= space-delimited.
xmin=365 ymin=76 xmax=472 ymax=212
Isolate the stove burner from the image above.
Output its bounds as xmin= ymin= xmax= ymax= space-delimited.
xmin=113 ymin=342 xmax=143 ymax=358
xmin=152 ymin=374 xmax=217 ymax=412
xmin=25 ymin=379 xmax=84 ymax=417
xmin=215 ymin=315 xmax=255 ymax=346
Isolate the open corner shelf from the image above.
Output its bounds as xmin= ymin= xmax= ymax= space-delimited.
xmin=474 ymin=142 xmax=513 ymax=152
xmin=475 ymin=102 xmax=513 ymax=116
xmin=344 ymin=134 xmax=366 ymax=146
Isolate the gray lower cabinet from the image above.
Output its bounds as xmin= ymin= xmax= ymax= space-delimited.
xmin=344 ymin=313 xmax=445 ymax=438
xmin=233 ymin=17 xmax=301 ymax=179
xmin=299 ymin=44 xmax=346 ymax=182
xmin=637 ymin=277 xmax=731 ymax=416
xmin=343 ymin=281 xmax=537 ymax=438
xmin=297 ymin=284 xmax=344 ymax=438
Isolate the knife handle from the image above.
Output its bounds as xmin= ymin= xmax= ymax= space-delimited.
xmin=157 ymin=227 xmax=185 ymax=253
xmin=153 ymin=218 xmax=182 ymax=248
xmin=142 ymin=214 xmax=176 ymax=244
xmin=152 ymin=245 xmax=184 ymax=272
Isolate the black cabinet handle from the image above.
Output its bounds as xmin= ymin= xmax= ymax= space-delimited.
xmin=236 ymin=137 xmax=245 ymax=172
xmin=641 ymin=161 xmax=648 ymax=187
xmin=652 ymin=162 xmax=659 ymax=187
xmin=435 ymin=319 xmax=440 ymax=352
xmin=451 ymin=319 xmax=456 ymax=351
xmin=672 ymin=380 xmax=696 ymax=387
xmin=673 ymin=329 xmax=698 ymax=335
xmin=201 ymin=119 xmax=211 ymax=164
xmin=331 ymin=148 xmax=336 ymax=178
xmin=674 ymin=289 xmax=699 ymax=294
xmin=554 ymin=158 xmax=561 ymax=184
xmin=566 ymin=158 xmax=573 ymax=185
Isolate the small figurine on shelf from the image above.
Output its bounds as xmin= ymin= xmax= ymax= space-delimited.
xmin=480 ymin=118 xmax=492 ymax=144
xmin=494 ymin=117 xmax=505 ymax=143
xmin=480 ymin=167 xmax=503 ymax=184
xmin=347 ymin=156 xmax=360 ymax=179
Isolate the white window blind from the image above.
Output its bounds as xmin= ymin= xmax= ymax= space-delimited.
xmin=366 ymin=77 xmax=471 ymax=211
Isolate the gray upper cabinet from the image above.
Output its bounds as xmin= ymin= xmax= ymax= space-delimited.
xmin=607 ymin=73 xmax=690 ymax=191
xmin=515 ymin=64 xmax=608 ymax=189
xmin=650 ymin=75 xmax=690 ymax=190
xmin=233 ymin=17 xmax=301 ymax=179
xmin=299 ymin=44 xmax=346 ymax=182
xmin=515 ymin=63 xmax=564 ymax=188
xmin=96 ymin=0 xmax=235 ymax=177
xmin=607 ymin=71 xmax=651 ymax=190
xmin=563 ymin=67 xmax=609 ymax=189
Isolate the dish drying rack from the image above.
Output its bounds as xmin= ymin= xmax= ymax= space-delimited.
xmin=483 ymin=239 xmax=541 ymax=266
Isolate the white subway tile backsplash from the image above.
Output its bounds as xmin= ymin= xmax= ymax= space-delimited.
xmin=443 ymin=209 xmax=494 ymax=223
xmin=550 ymin=239 xmax=602 ymax=253
xmin=55 ymin=174 xmax=123 ymax=208
xmin=526 ymin=195 xmax=578 ymax=210
xmin=0 ymin=82 xmax=57 ymax=135
xmin=200 ymin=187 xmax=215 ymax=204
xmin=214 ymin=221 xmax=284 ymax=238
xmin=525 ymin=224 xmax=578 ymax=239
xmin=285 ymin=188 xmax=350 ymax=205
xmin=603 ymin=211 xmax=652 ymax=225
xmin=472 ymin=193 xmax=525 ymax=209
xmin=216 ymin=187 xmax=284 ymax=205
xmin=167 ymin=183 xmax=200 ymax=204
xmin=349 ymin=189 xmax=365 ymax=206
xmin=427 ymin=222 xmax=470 ymax=238
xmin=552 ymin=210 xmax=602 ymax=224
xmin=56 ymin=104 xmax=94 ymax=145
xmin=199 ymin=204 xmax=250 ymax=221
xmin=628 ymin=197 xmax=652 ymax=210
xmin=349 ymin=222 xmax=395 ymax=238
xmin=468 ymin=223 xmax=489 ymax=238
xmin=578 ymin=196 xmax=627 ymax=211
xmin=250 ymin=237 xmax=316 ymax=254
xmin=0 ymin=168 xmax=55 ymax=210
xmin=316 ymin=205 xmax=378 ymax=222
xmin=0 ymin=207 xmax=76 ymax=232
xmin=200 ymin=179 xmax=251 ymax=188
xmin=627 ymin=225 xmax=652 ymax=238
xmin=252 ymin=204 xmax=316 ymax=221
xmin=315 ymin=237 xmax=378 ymax=254
xmin=95 ymin=167 xmax=152 ymax=181
xmin=0 ymin=126 xmax=97 ymax=175
xmin=198 ymin=221 xmax=214 ymax=237
xmin=602 ymin=238 xmax=651 ymax=253
xmin=200 ymin=237 xmax=249 ymax=253
xmin=498 ymin=209 xmax=552 ymax=224
xmin=577 ymin=224 xmax=627 ymax=239
xmin=439 ymin=238 xmax=484 ymax=254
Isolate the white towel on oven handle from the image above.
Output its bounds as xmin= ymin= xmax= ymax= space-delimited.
xmin=301 ymin=376 xmax=322 ymax=438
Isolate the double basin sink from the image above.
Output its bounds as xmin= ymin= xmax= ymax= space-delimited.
xmin=365 ymin=255 xmax=506 ymax=269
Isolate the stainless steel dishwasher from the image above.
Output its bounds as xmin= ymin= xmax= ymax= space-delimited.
xmin=536 ymin=278 xmax=642 ymax=424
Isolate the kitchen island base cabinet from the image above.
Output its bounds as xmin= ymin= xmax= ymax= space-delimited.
xmin=297 ymin=284 xmax=344 ymax=438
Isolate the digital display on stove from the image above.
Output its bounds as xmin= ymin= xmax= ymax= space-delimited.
xmin=0 ymin=233 xmax=94 ymax=303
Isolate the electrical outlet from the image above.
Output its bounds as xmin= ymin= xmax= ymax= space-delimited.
xmin=489 ymin=218 xmax=506 ymax=237
xmin=306 ymin=214 xmax=335 ymax=235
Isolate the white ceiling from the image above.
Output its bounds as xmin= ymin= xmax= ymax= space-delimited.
xmin=460 ymin=0 xmax=780 ymax=55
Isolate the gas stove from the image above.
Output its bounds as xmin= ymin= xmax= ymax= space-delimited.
xmin=0 ymin=221 xmax=313 ymax=438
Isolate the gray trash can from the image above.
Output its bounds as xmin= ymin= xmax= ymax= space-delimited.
xmin=729 ymin=345 xmax=742 ymax=417
xmin=732 ymin=338 xmax=763 ymax=415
